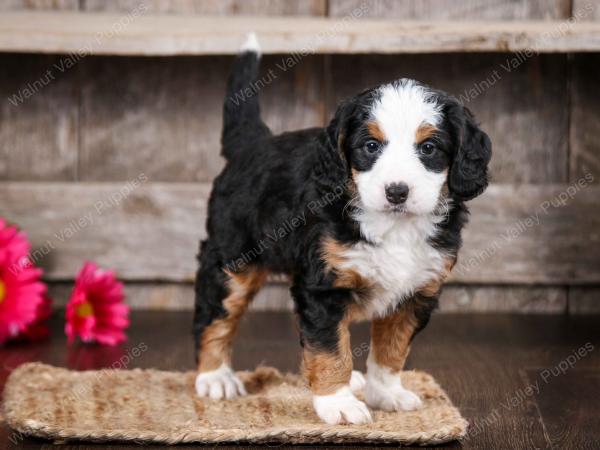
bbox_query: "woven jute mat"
[2,362,467,445]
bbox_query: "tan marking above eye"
[415,123,438,144]
[367,121,386,143]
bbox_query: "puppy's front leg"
[365,297,435,412]
[295,288,372,425]
[303,327,372,425]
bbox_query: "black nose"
[385,183,410,205]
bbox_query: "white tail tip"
[240,32,260,56]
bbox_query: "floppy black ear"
[319,100,359,187]
[326,99,356,159]
[448,105,492,201]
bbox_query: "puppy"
[193,34,491,425]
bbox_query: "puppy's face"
[330,79,491,216]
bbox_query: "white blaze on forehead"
[372,80,442,140]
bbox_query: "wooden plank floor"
[1,311,598,449]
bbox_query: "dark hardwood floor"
[1,311,598,449]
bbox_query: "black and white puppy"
[193,34,491,425]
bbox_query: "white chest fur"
[339,212,447,318]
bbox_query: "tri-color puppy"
[193,34,491,425]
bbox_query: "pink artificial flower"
[0,219,47,345]
[65,261,129,346]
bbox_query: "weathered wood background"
[0,0,599,313]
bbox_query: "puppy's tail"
[221,32,271,159]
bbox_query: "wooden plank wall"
[1,0,599,313]
[569,0,600,313]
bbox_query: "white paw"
[195,364,246,400]
[349,370,366,392]
[365,356,422,412]
[365,379,423,411]
[313,386,373,425]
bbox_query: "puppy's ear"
[326,100,355,159]
[447,105,492,201]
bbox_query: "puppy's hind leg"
[193,243,268,400]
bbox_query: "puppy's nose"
[385,183,410,205]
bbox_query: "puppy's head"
[327,79,491,216]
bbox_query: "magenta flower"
[65,262,129,346]
[0,219,47,345]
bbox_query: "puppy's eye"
[364,141,381,154]
[420,142,437,156]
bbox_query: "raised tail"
[221,32,271,159]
